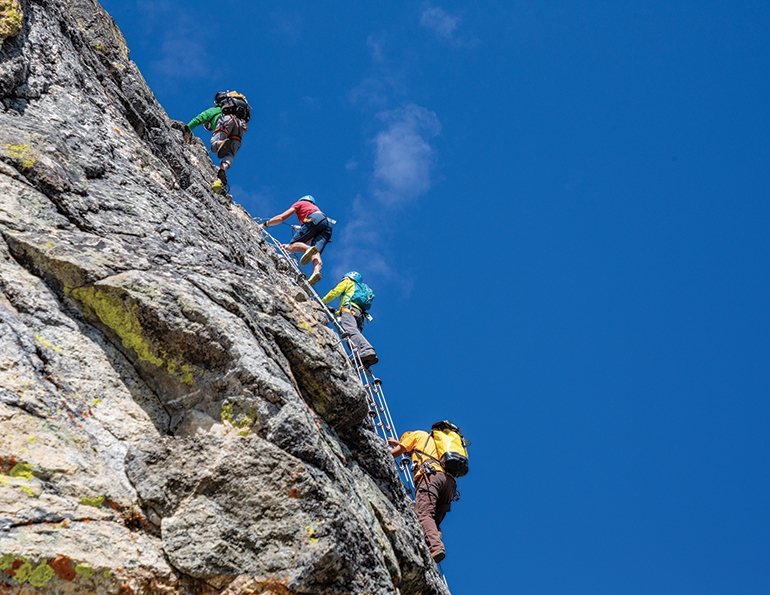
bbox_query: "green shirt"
[188,106,223,131]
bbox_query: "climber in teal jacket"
[322,272,378,368]
[184,91,251,195]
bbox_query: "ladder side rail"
[260,224,416,493]
[262,228,349,338]
[340,339,385,432]
[370,378,416,493]
[372,381,398,440]
[365,373,398,443]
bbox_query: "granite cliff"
[0,1,450,593]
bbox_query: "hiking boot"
[431,549,446,563]
[300,245,319,266]
[217,168,228,184]
[361,353,379,368]
[307,271,322,286]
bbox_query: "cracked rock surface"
[0,1,449,593]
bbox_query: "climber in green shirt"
[184,91,251,195]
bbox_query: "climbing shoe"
[217,168,228,185]
[431,549,446,563]
[300,245,319,266]
[308,271,322,286]
[361,353,379,368]
[212,179,225,194]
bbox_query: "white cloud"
[420,6,460,39]
[135,4,210,82]
[419,6,478,47]
[329,196,401,284]
[348,35,409,108]
[152,33,209,80]
[367,34,387,64]
[338,34,443,292]
[135,0,174,18]
[231,186,280,221]
[349,75,393,108]
[373,103,441,204]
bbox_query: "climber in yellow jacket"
[388,425,459,564]
[322,272,378,368]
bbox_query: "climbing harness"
[213,114,246,143]
[257,220,415,495]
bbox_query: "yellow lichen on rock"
[220,400,258,428]
[35,335,62,352]
[80,495,105,508]
[9,462,34,481]
[27,560,56,587]
[74,563,95,578]
[0,556,56,587]
[0,0,23,40]
[5,144,35,169]
[69,285,164,367]
[68,285,196,387]
[20,485,37,497]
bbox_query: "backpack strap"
[412,432,445,475]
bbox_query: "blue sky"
[99,1,770,593]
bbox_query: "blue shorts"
[290,212,332,254]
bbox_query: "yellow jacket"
[322,278,358,310]
[399,430,444,480]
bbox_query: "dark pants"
[290,212,332,253]
[340,308,375,359]
[415,471,456,554]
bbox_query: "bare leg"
[310,253,322,275]
[285,242,311,253]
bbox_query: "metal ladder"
[258,223,416,496]
[260,224,449,589]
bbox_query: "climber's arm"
[388,437,407,458]
[322,279,352,305]
[261,207,297,229]
[187,107,221,131]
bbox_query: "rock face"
[0,1,449,593]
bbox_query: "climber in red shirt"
[261,195,332,285]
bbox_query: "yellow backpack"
[427,421,470,477]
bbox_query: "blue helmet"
[344,271,362,283]
[298,195,316,204]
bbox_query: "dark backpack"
[215,91,251,123]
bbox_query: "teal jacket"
[188,106,222,131]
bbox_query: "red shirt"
[292,201,320,223]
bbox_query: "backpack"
[215,91,251,123]
[350,281,375,311]
[430,421,469,477]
